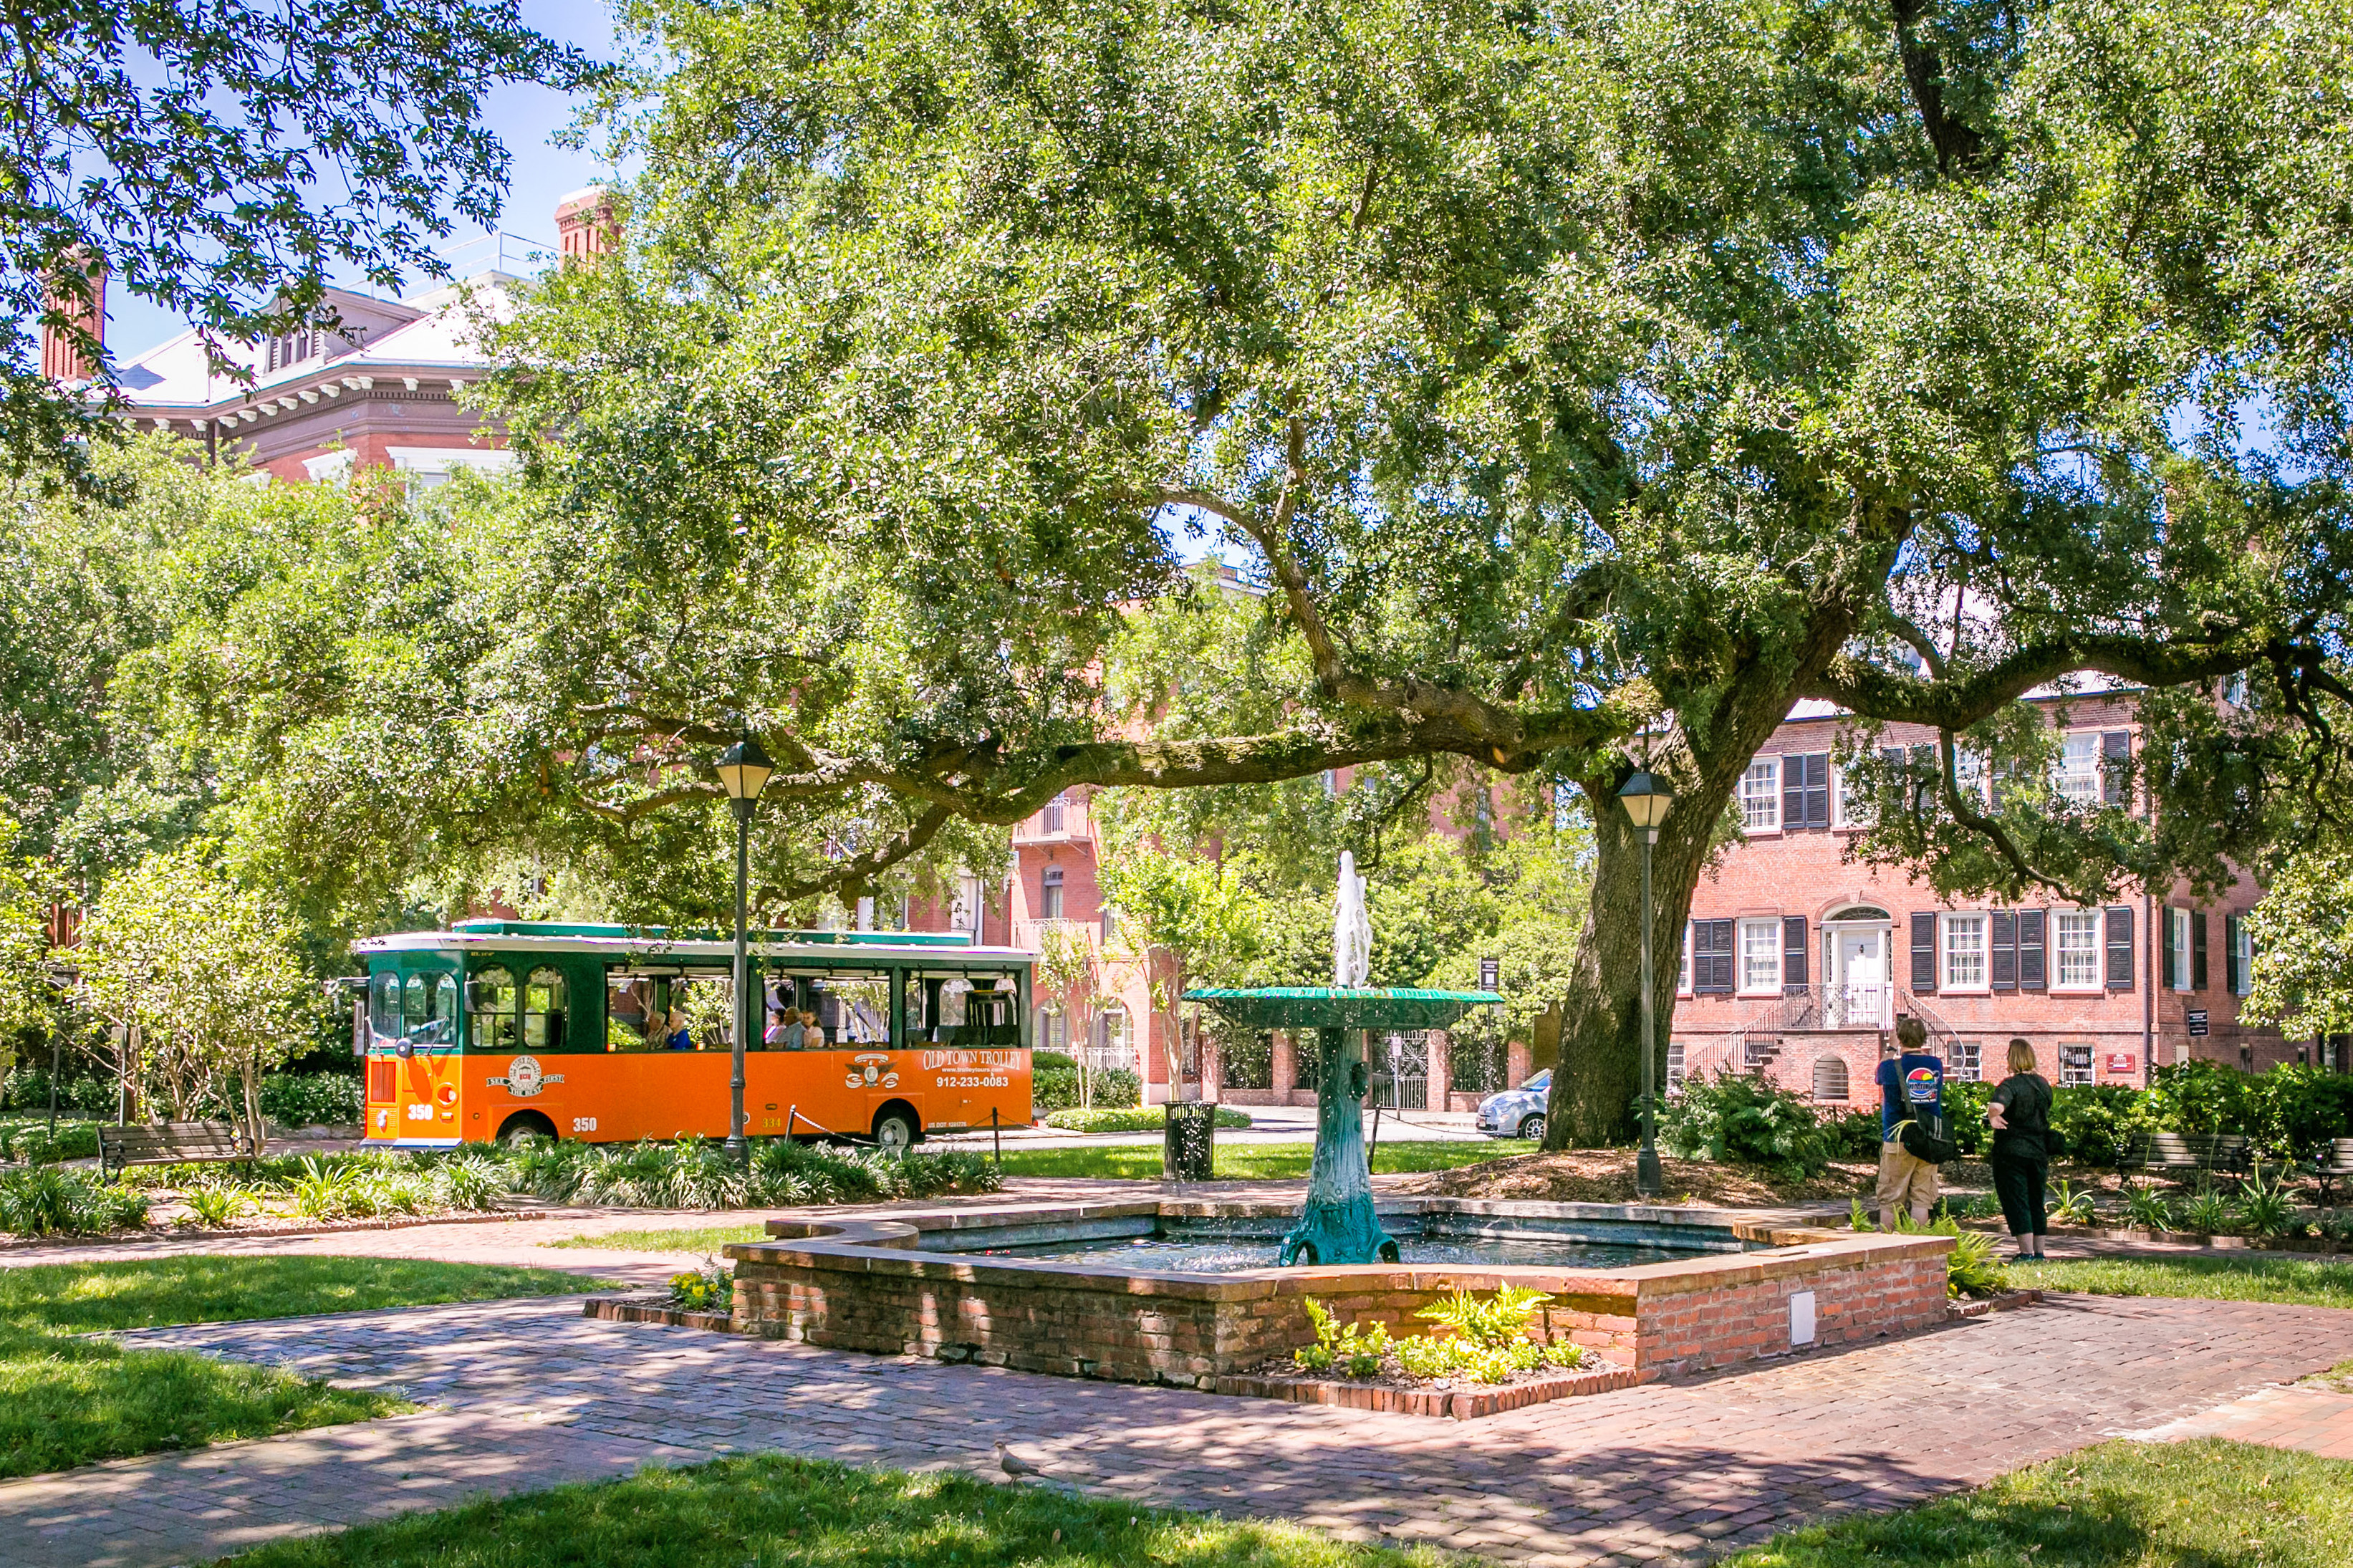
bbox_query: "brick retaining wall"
[726,1200,1953,1391]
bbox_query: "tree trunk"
[1545,789,1709,1146]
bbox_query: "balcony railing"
[1012,917,1104,953]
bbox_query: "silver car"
[1475,1069,1551,1141]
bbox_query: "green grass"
[219,1449,1436,1568]
[2011,1254,2353,1309]
[1725,1439,2353,1567]
[549,1223,768,1252]
[0,1256,604,1478]
[993,1139,1531,1180]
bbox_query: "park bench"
[2309,1138,2353,1206]
[97,1120,258,1178]
[2123,1130,2251,1182]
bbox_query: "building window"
[1831,763,1870,828]
[1679,927,1693,995]
[1739,918,1782,994]
[1666,1038,1686,1092]
[1948,1039,1981,1082]
[1782,753,1829,829]
[1041,866,1064,921]
[1037,1006,1068,1052]
[1041,792,1066,835]
[1954,746,1989,807]
[1690,920,1735,993]
[1944,913,1988,989]
[2226,915,2255,996]
[1738,759,1781,832]
[2054,733,2102,805]
[2169,906,2193,991]
[2054,911,2101,989]
[1811,1057,1849,1100]
[2059,1044,2094,1087]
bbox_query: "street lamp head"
[1617,769,1674,830]
[716,731,776,802]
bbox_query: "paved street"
[6,1289,2353,1568]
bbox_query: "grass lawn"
[550,1223,767,1252]
[2011,1254,2353,1309]
[219,1449,1433,1568]
[0,1256,603,1479]
[1723,1438,2353,1567]
[993,1139,1531,1180]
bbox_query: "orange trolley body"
[352,921,1032,1150]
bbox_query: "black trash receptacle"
[1163,1101,1216,1180]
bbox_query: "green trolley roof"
[1181,986,1503,1031]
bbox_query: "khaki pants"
[1877,1140,1939,1227]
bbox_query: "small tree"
[1033,919,1099,1105]
[76,849,314,1145]
[0,817,57,1089]
[1097,839,1259,1105]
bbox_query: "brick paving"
[2130,1382,2353,1460]
[4,1289,2352,1568]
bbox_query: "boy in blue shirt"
[1875,1016,1945,1230]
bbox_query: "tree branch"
[1935,728,2075,898]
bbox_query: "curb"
[582,1294,735,1332]
[1215,1362,1640,1420]
[1950,1289,2043,1319]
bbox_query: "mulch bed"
[582,1294,734,1332]
[1395,1150,1877,1206]
[1218,1359,1639,1419]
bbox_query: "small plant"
[1848,1197,1876,1232]
[0,1165,150,1236]
[1935,1193,1999,1222]
[2124,1182,2176,1232]
[2232,1162,2299,1238]
[285,1155,357,1219]
[178,1180,254,1228]
[1294,1297,1392,1377]
[2046,1179,2098,1226]
[2183,1188,2233,1236]
[433,1153,506,1211]
[1942,1226,2012,1299]
[669,1259,733,1312]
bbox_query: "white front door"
[1834,930,1886,1027]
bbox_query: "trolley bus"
[351,920,1033,1149]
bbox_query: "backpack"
[1899,1111,1960,1165]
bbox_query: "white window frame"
[1666,1038,1688,1092]
[2231,918,2255,998]
[2053,910,2102,992]
[1830,762,1870,829]
[1678,923,1693,996]
[1738,918,1783,996]
[2170,906,2193,992]
[2059,1043,2094,1087]
[2054,732,2101,805]
[1738,758,1781,834]
[1943,912,1990,992]
[1948,1039,1982,1082]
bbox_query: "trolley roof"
[353,920,1031,964]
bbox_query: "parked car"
[1475,1070,1551,1141]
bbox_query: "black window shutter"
[1991,910,2018,991]
[2224,915,2242,994]
[2193,910,2208,990]
[1781,758,1803,832]
[2162,907,2180,988]
[1804,754,1830,827]
[2106,905,2135,989]
[1784,915,1809,989]
[2101,731,2132,807]
[2018,909,2046,990]
[1910,912,1938,992]
[1693,920,1735,994]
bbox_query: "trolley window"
[524,967,568,1052]
[911,971,1023,1047]
[471,965,519,1053]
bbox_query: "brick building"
[1670,686,2320,1109]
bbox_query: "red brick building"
[1670,686,2314,1107]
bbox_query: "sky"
[107,1,627,362]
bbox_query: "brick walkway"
[6,1290,2353,1568]
[2131,1382,2353,1460]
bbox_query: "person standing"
[1875,1016,1945,1229]
[1986,1037,2054,1259]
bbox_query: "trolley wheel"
[1516,1112,1546,1143]
[497,1111,558,1145]
[872,1104,920,1152]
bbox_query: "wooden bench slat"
[97,1120,261,1174]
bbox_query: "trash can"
[1163,1101,1217,1180]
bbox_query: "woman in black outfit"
[1986,1038,2054,1259]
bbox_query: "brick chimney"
[39,259,105,383]
[554,186,617,264]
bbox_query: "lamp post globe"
[1617,770,1674,1198]
[718,730,774,1161]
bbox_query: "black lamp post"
[716,730,774,1160]
[1617,769,1674,1199]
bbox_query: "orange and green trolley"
[352,920,1032,1150]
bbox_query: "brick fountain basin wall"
[725,1199,1953,1390]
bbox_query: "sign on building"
[2187,1010,2210,1037]
[2104,1053,2137,1074]
[1479,956,1500,991]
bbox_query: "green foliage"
[175,1179,254,1228]
[2046,1179,2098,1226]
[2123,1183,2177,1232]
[2009,1256,2353,1311]
[1941,1078,1993,1158]
[668,1262,732,1312]
[2047,1084,2150,1168]
[1657,1071,1835,1180]
[0,1165,150,1236]
[2183,1188,2234,1236]
[2233,1163,2301,1238]
[1293,1297,1391,1379]
[1387,1288,1590,1384]
[1043,1106,1251,1133]
[2245,845,2353,1042]
[0,1119,100,1164]
[1940,1227,2013,1301]
[1827,1110,1885,1160]
[256,1073,363,1128]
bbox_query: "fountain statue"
[1186,852,1501,1266]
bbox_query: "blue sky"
[108,1,625,361]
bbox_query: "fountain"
[1184,850,1502,1265]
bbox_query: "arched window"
[1041,865,1064,921]
[403,973,430,1037]
[524,967,568,1052]
[470,966,518,1054]
[1037,1005,1067,1053]
[1041,792,1067,834]
[369,972,401,1046]
[1811,1056,1850,1101]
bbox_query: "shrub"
[257,1072,363,1128]
[1031,1051,1080,1115]
[1827,1110,1884,1160]
[1940,1224,2011,1299]
[2124,1182,2176,1231]
[2049,1083,2150,1168]
[1941,1079,1993,1158]
[1043,1105,1253,1133]
[2233,1162,2299,1237]
[1655,1070,1834,1179]
[1390,1287,1589,1383]
[2046,1178,2098,1226]
[1293,1297,1390,1378]
[177,1180,255,1228]
[0,1165,150,1235]
[1092,1068,1143,1107]
[0,1120,101,1165]
[0,1067,117,1118]
[2182,1188,2233,1236]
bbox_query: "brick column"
[1507,1039,1532,1088]
[1271,1031,1296,1102]
[1425,1030,1451,1111]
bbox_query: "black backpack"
[1900,1110,1960,1165]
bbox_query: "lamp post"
[1617,769,1674,1199]
[716,730,775,1160]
